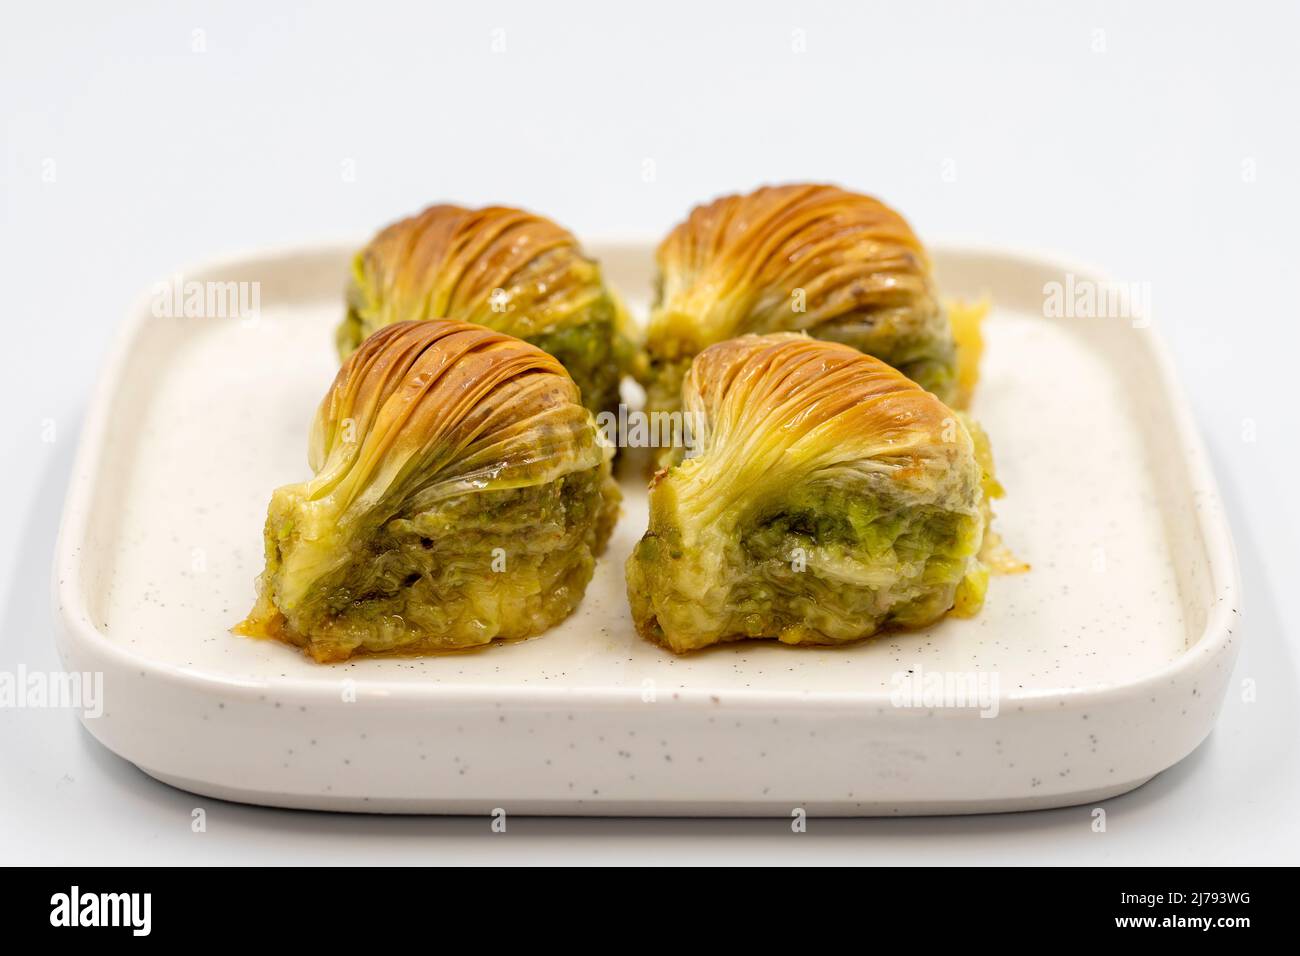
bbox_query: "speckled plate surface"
[52,241,1240,815]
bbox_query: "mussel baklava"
[337,203,632,416]
[626,333,1002,654]
[642,183,968,417]
[239,319,619,662]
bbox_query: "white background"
[2,0,1297,864]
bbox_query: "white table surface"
[2,0,1296,865]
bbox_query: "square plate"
[53,241,1240,815]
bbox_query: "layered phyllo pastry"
[337,203,632,416]
[626,333,1003,654]
[642,183,977,419]
[239,319,619,661]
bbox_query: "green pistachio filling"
[254,467,617,661]
[527,309,625,417]
[628,468,985,652]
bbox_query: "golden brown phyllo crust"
[238,319,620,662]
[643,183,960,418]
[337,203,631,416]
[626,333,991,654]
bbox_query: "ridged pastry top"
[283,319,610,609]
[670,333,976,522]
[649,183,941,357]
[341,203,612,351]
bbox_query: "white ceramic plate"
[52,241,1240,815]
